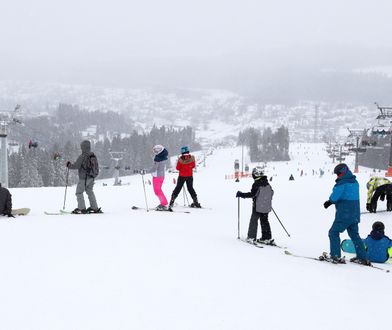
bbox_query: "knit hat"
[152,145,164,155]
[181,146,190,154]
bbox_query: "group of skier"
[65,140,201,214]
[237,162,392,265]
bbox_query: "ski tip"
[284,250,292,255]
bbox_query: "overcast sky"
[1,0,392,84]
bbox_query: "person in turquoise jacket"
[323,163,368,264]
[364,221,392,263]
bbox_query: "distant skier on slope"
[323,163,368,264]
[169,146,201,209]
[66,140,102,214]
[150,145,169,211]
[0,183,14,218]
[366,177,392,213]
[236,167,274,244]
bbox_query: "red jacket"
[176,154,195,177]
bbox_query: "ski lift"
[125,166,131,170]
[344,142,354,148]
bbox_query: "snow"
[1,143,391,330]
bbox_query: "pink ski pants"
[153,176,168,206]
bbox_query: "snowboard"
[342,239,392,261]
[11,208,30,216]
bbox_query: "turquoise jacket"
[329,170,360,224]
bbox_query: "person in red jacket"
[169,146,201,209]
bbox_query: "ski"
[284,250,321,261]
[44,211,66,215]
[349,259,390,273]
[132,206,190,214]
[60,209,103,215]
[360,210,389,215]
[239,238,264,248]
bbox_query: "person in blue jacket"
[364,221,392,263]
[323,163,369,264]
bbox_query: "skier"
[0,183,14,218]
[150,145,169,211]
[236,167,274,244]
[169,146,201,209]
[366,177,392,213]
[66,140,102,214]
[323,163,368,264]
[364,222,392,263]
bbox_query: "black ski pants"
[371,184,392,211]
[171,176,198,202]
[247,209,271,240]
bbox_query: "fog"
[1,0,392,94]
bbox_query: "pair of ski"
[44,209,103,215]
[131,206,191,214]
[284,250,390,273]
[239,238,286,249]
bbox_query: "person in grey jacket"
[0,183,13,218]
[150,145,169,210]
[236,167,274,244]
[66,140,101,214]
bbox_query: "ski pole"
[237,197,240,239]
[63,167,69,210]
[183,186,190,206]
[141,170,149,212]
[271,207,291,237]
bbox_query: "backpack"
[83,153,99,178]
[255,185,273,213]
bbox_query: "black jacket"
[0,186,12,215]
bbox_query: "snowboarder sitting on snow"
[0,183,14,218]
[364,221,392,263]
[169,146,201,209]
[66,140,102,214]
[323,163,368,264]
[366,177,392,213]
[236,167,274,244]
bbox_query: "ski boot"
[256,238,275,246]
[350,257,371,266]
[246,237,256,244]
[87,207,103,214]
[155,204,168,211]
[72,208,87,214]
[319,252,346,264]
[190,199,201,208]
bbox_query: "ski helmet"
[372,221,385,232]
[252,166,264,179]
[333,163,348,176]
[152,145,164,155]
[181,146,190,154]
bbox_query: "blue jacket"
[329,170,360,224]
[364,231,392,263]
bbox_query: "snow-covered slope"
[0,143,390,330]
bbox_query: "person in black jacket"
[236,167,274,244]
[0,183,13,218]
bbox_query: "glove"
[323,200,332,209]
[66,161,71,168]
[366,203,371,211]
[236,191,244,198]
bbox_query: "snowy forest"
[7,104,200,188]
[238,126,290,162]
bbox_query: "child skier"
[150,145,169,211]
[236,167,274,244]
[0,183,14,218]
[323,163,368,264]
[364,221,392,263]
[169,146,201,209]
[66,140,102,214]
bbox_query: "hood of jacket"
[154,148,168,162]
[80,140,91,154]
[179,154,194,165]
[255,175,269,187]
[335,170,356,185]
